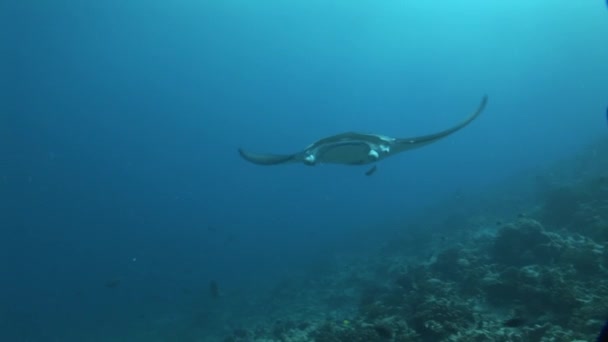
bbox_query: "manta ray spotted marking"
[238,95,487,172]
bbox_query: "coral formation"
[219,139,608,342]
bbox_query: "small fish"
[365,165,377,176]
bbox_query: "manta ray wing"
[237,149,296,165]
[390,95,488,154]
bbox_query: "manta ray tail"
[238,149,296,165]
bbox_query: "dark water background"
[2,0,607,340]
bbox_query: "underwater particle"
[209,280,220,299]
[343,320,350,326]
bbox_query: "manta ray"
[238,95,487,173]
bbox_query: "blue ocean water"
[2,0,608,340]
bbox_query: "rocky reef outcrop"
[221,140,608,342]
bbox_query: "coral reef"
[220,139,608,342]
